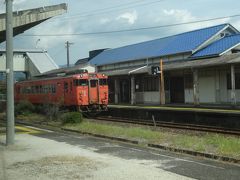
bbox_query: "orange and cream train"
[14,73,108,112]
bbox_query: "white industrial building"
[0,49,58,78]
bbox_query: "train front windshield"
[74,79,88,86]
[99,79,108,86]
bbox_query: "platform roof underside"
[0,3,67,43]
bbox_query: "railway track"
[95,116,240,136]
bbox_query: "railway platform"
[104,104,240,130]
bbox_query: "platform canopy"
[0,3,67,43]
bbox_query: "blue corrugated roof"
[90,24,229,66]
[191,34,240,58]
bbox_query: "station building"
[89,23,240,106]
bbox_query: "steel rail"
[95,116,240,136]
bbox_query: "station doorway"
[170,76,184,103]
[108,78,115,103]
[119,79,130,103]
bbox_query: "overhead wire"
[52,0,165,21]
[20,13,240,37]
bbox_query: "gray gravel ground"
[0,133,194,180]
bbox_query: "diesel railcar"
[15,73,108,112]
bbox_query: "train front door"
[89,79,99,104]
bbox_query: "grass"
[65,121,164,142]
[17,113,46,122]
[65,120,240,159]
[17,113,62,127]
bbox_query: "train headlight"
[102,74,105,77]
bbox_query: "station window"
[143,76,159,92]
[184,74,193,89]
[99,79,108,86]
[135,76,144,92]
[227,73,240,89]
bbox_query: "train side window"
[43,85,47,93]
[36,86,39,94]
[70,82,73,91]
[16,87,20,94]
[39,85,43,94]
[44,85,48,94]
[99,79,108,86]
[90,80,97,87]
[31,86,34,94]
[52,85,56,93]
[48,85,51,93]
[74,80,78,86]
[26,87,31,94]
[64,82,68,93]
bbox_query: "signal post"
[150,60,165,105]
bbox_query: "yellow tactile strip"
[0,126,42,135]
[15,126,42,134]
[109,105,240,114]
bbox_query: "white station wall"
[184,68,240,104]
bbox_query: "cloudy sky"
[0,0,240,66]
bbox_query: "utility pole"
[6,0,15,145]
[160,59,165,105]
[65,41,73,67]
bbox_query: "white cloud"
[99,18,111,24]
[163,9,196,22]
[116,10,138,25]
[160,9,230,33]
